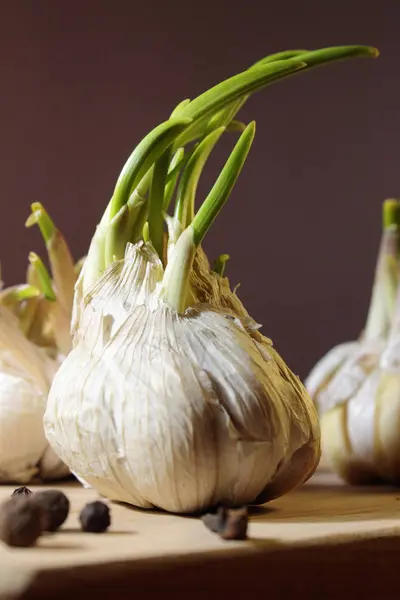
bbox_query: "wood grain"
[0,472,399,599]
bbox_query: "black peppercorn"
[0,497,43,547]
[79,501,111,533]
[11,487,33,497]
[30,490,70,532]
[202,505,248,540]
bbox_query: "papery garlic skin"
[0,358,48,482]
[0,308,69,483]
[319,318,400,485]
[44,242,320,513]
[306,202,400,479]
[305,341,358,406]
[0,356,69,483]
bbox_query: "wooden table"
[2,471,400,599]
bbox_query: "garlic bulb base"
[254,440,321,504]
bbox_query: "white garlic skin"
[0,356,68,483]
[44,243,320,513]
[319,338,400,485]
[0,306,70,484]
[305,341,358,405]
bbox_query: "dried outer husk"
[320,335,400,485]
[0,305,69,482]
[317,201,400,483]
[45,242,320,513]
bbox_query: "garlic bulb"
[306,199,400,413]
[321,309,400,484]
[0,305,65,482]
[307,199,400,482]
[44,45,378,512]
[0,203,79,483]
[46,240,320,512]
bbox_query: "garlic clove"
[304,341,358,402]
[38,446,70,481]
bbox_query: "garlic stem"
[192,122,255,246]
[170,98,191,117]
[148,149,171,261]
[163,148,186,211]
[25,202,55,244]
[28,253,55,301]
[383,198,400,231]
[29,203,77,314]
[213,254,230,277]
[253,50,309,65]
[0,285,40,304]
[174,127,225,229]
[177,46,377,150]
[226,120,247,133]
[162,122,255,312]
[130,201,149,244]
[103,171,151,266]
[109,118,192,220]
[142,222,150,243]
[363,199,400,341]
[255,45,378,70]
[160,226,196,313]
[173,60,306,149]
[82,45,379,297]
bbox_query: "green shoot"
[130,202,150,245]
[383,199,400,231]
[226,120,247,133]
[253,50,309,65]
[173,59,306,148]
[213,254,230,277]
[110,118,192,219]
[82,44,379,296]
[25,202,55,244]
[192,122,256,246]
[161,123,255,313]
[163,148,187,211]
[28,253,56,301]
[0,284,40,306]
[173,45,377,149]
[148,149,171,260]
[174,127,225,228]
[142,222,150,243]
[170,98,191,117]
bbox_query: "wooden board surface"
[2,471,400,599]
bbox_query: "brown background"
[0,1,397,378]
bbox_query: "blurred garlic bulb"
[306,199,399,411]
[321,290,400,484]
[0,305,64,482]
[0,203,79,482]
[307,199,400,482]
[44,45,378,512]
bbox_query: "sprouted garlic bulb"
[0,203,79,483]
[306,199,400,412]
[322,287,400,485]
[44,45,378,513]
[306,199,400,482]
